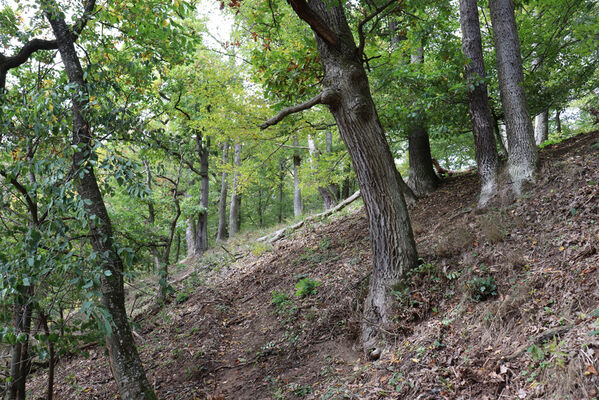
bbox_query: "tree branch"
[0,0,96,90]
[260,93,323,130]
[357,0,401,58]
[0,169,38,225]
[287,0,339,46]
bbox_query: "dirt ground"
[29,130,599,399]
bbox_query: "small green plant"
[287,382,312,397]
[251,241,272,256]
[176,290,190,304]
[295,277,321,297]
[467,275,497,301]
[271,291,291,308]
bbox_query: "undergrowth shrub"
[468,275,497,301]
[295,278,321,297]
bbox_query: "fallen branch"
[506,324,574,360]
[256,190,361,243]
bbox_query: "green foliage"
[294,278,321,298]
[467,276,498,301]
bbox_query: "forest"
[0,0,598,398]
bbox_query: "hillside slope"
[30,131,599,399]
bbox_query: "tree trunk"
[534,111,549,145]
[194,136,210,255]
[228,143,242,237]
[143,160,162,279]
[407,48,440,197]
[291,0,418,353]
[278,159,285,223]
[459,0,500,207]
[489,0,538,195]
[555,110,562,133]
[43,5,156,398]
[185,217,196,258]
[491,112,508,157]
[293,136,303,217]
[160,192,181,299]
[174,231,181,263]
[216,142,229,241]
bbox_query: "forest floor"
[30,130,599,399]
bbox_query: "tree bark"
[277,159,285,223]
[143,160,162,275]
[407,48,440,197]
[228,143,242,237]
[185,217,196,258]
[555,110,562,133]
[459,0,500,207]
[534,111,549,145]
[216,142,229,241]
[489,0,538,195]
[43,3,156,398]
[289,0,418,353]
[194,136,210,254]
[293,135,303,217]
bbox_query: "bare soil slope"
[30,131,599,399]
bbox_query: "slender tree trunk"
[185,217,196,258]
[293,136,303,217]
[43,4,156,398]
[491,112,508,157]
[216,142,229,241]
[194,136,210,254]
[407,48,439,196]
[143,160,162,274]
[459,0,500,206]
[534,111,549,145]
[40,313,54,400]
[277,159,285,223]
[555,110,562,133]
[174,232,181,263]
[292,0,418,353]
[257,187,264,227]
[489,0,538,195]
[229,143,242,237]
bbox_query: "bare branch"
[260,93,323,130]
[288,0,339,46]
[358,0,402,58]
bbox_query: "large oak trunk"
[489,0,538,195]
[298,0,418,353]
[459,0,499,206]
[44,6,156,399]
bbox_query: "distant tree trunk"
[160,191,181,299]
[489,0,538,194]
[459,0,499,206]
[257,187,264,227]
[174,231,181,263]
[216,142,229,241]
[278,159,285,223]
[143,160,162,272]
[43,3,156,397]
[185,217,196,257]
[287,0,418,353]
[40,313,55,400]
[555,110,562,133]
[229,143,242,237]
[194,136,210,255]
[308,135,338,210]
[293,136,303,217]
[407,48,440,197]
[534,111,549,145]
[491,112,508,157]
